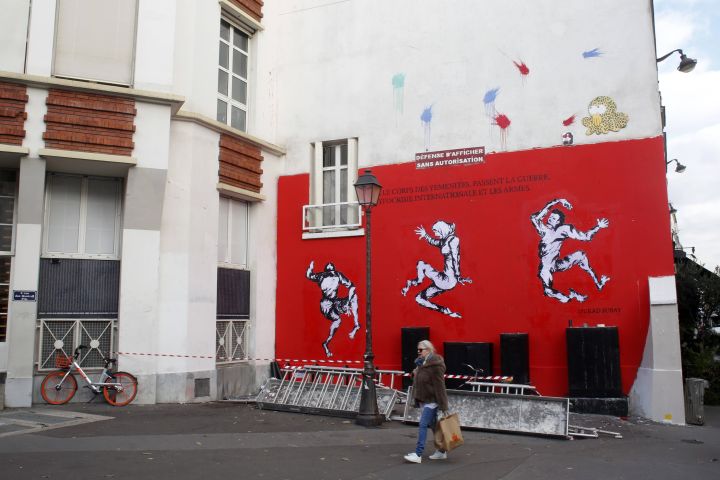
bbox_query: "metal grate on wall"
[37,319,116,371]
[217,268,250,319]
[38,258,120,318]
[216,320,248,363]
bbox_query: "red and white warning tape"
[116,352,362,364]
[281,365,512,382]
[118,351,215,359]
[116,352,510,381]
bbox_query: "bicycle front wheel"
[103,372,138,406]
[41,370,78,405]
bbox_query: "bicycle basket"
[55,354,73,369]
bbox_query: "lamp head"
[678,52,697,73]
[656,49,697,73]
[666,158,686,173]
[354,169,382,207]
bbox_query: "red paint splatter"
[513,61,530,76]
[562,115,576,127]
[495,113,511,130]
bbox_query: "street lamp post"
[353,169,384,427]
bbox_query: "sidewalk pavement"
[1,401,718,480]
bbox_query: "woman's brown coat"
[412,354,449,411]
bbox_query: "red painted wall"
[276,137,673,396]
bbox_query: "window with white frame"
[0,170,18,342]
[217,19,250,132]
[53,0,138,86]
[0,170,17,255]
[43,174,123,259]
[217,196,250,364]
[308,139,359,229]
[218,196,248,267]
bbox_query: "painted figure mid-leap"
[530,198,610,303]
[401,220,471,318]
[306,261,360,357]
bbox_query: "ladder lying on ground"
[468,381,540,396]
[567,424,623,439]
[256,365,402,419]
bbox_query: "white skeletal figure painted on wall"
[306,261,360,357]
[401,220,472,318]
[530,198,611,303]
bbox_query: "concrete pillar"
[153,120,219,403]
[5,156,45,407]
[629,276,686,424]
[116,102,171,404]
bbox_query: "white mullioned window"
[218,196,248,268]
[42,174,123,259]
[310,139,359,228]
[217,19,250,132]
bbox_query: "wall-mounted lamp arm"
[666,158,686,173]
[656,49,683,63]
[657,49,697,72]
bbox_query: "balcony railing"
[302,201,362,232]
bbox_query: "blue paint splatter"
[483,88,500,105]
[582,48,603,58]
[420,106,433,124]
[392,73,406,117]
[421,105,433,151]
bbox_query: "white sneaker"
[429,450,447,460]
[403,452,422,463]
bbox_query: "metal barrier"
[468,381,540,396]
[403,387,570,438]
[256,365,402,419]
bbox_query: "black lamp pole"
[354,169,383,427]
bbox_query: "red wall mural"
[276,136,673,396]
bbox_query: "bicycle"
[40,345,138,406]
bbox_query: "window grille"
[216,320,248,364]
[37,319,116,371]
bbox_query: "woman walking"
[404,340,449,464]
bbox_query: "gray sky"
[655,0,720,270]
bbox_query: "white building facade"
[0,0,685,422]
[0,0,280,406]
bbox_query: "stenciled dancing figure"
[530,198,610,303]
[306,261,360,357]
[402,220,471,318]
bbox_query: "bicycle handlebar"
[74,345,88,358]
[462,363,484,375]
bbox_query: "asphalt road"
[1,402,718,479]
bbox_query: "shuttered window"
[53,0,137,85]
[43,174,122,259]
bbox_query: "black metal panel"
[566,327,622,398]
[401,326,430,389]
[217,268,250,318]
[443,342,493,390]
[500,333,530,384]
[38,258,120,318]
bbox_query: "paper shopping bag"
[433,425,445,450]
[437,413,464,451]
